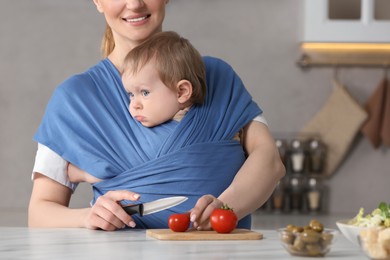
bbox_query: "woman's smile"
[122,14,151,24]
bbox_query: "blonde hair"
[122,31,206,105]
[101,24,115,58]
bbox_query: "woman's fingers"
[190,195,223,230]
[104,190,140,201]
[86,190,140,230]
[86,205,124,231]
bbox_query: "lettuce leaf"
[348,202,390,227]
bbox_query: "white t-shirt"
[32,115,268,191]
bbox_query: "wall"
[0,0,389,223]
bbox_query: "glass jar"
[308,139,326,174]
[289,176,304,211]
[306,177,323,212]
[289,139,307,174]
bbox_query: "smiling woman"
[2,0,389,232]
[18,0,287,232]
[94,0,167,60]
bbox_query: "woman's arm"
[191,121,285,229]
[28,173,86,228]
[219,121,285,217]
[28,173,139,230]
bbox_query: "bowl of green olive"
[278,220,338,257]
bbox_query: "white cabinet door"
[303,0,390,42]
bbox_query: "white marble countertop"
[0,227,367,260]
[0,209,354,229]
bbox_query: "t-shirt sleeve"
[253,113,268,126]
[31,143,78,192]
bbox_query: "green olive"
[306,244,323,256]
[293,237,305,251]
[286,224,295,232]
[292,226,304,233]
[309,219,324,232]
[303,225,312,231]
[281,231,295,245]
[300,229,321,243]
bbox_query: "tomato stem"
[221,203,233,211]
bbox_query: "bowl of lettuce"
[336,202,390,246]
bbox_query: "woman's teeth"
[126,16,147,22]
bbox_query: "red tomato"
[168,213,190,232]
[210,204,238,233]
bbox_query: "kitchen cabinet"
[304,0,390,43]
[299,0,390,67]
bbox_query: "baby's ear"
[177,80,193,104]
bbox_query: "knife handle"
[123,204,144,216]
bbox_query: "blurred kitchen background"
[0,0,389,226]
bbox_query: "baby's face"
[122,61,181,127]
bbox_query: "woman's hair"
[122,31,206,105]
[101,24,115,58]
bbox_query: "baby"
[68,31,206,183]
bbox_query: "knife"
[123,196,188,217]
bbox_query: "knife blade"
[123,196,188,217]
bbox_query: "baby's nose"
[131,98,142,110]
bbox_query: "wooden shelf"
[297,42,390,68]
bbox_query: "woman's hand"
[190,194,223,230]
[85,190,140,231]
[29,173,140,230]
[67,164,138,231]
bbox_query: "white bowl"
[336,219,367,246]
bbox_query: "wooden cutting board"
[146,229,263,240]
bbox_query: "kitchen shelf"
[297,42,390,68]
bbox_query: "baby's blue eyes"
[141,90,150,97]
[128,90,150,99]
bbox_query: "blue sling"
[34,56,262,229]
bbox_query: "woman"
[28,0,285,231]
